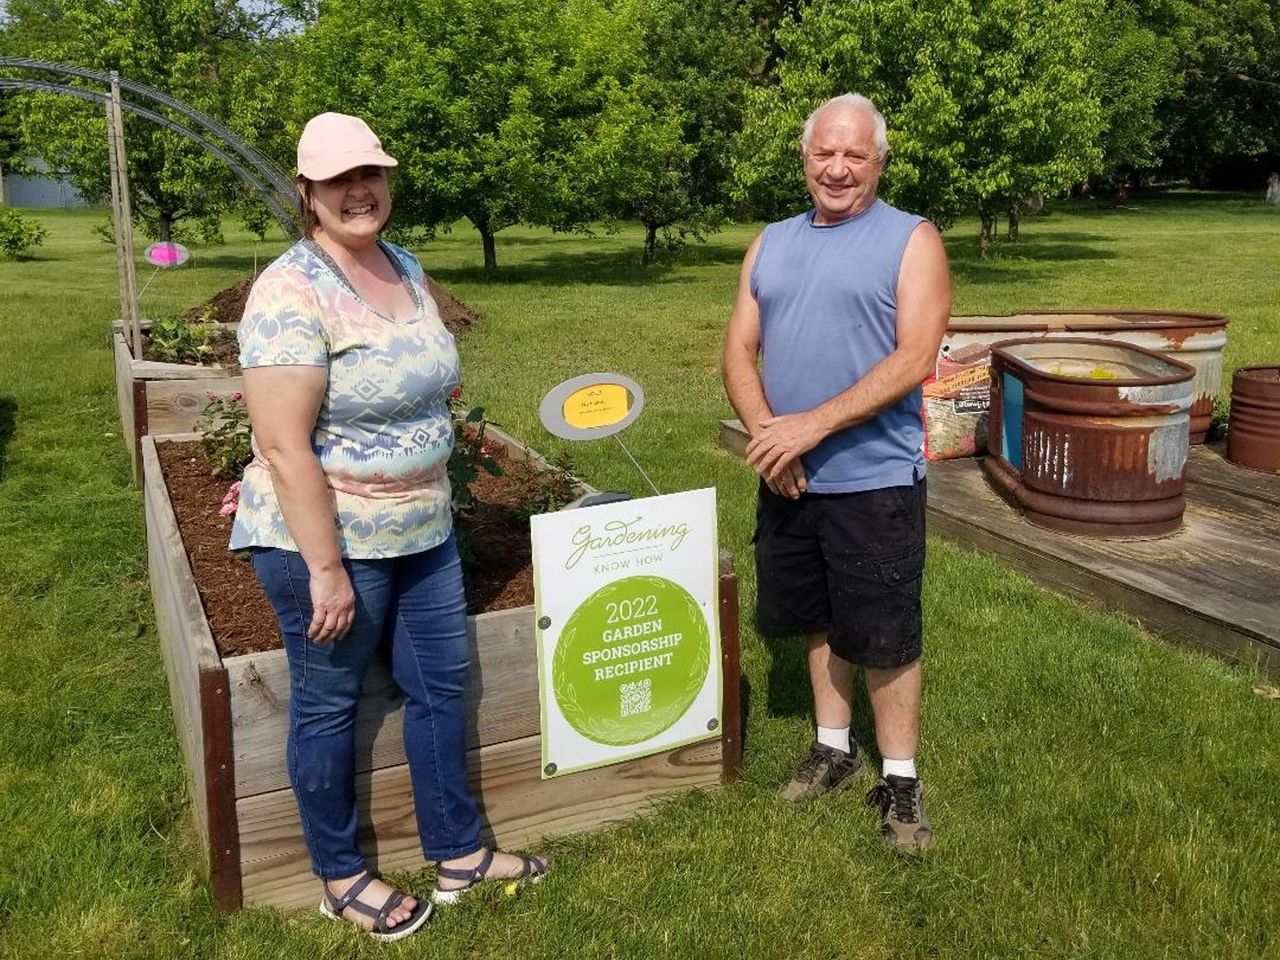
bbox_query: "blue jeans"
[251,534,483,879]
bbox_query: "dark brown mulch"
[156,439,574,658]
[156,440,276,657]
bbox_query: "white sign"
[531,488,721,778]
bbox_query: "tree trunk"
[157,210,174,243]
[642,221,658,263]
[1006,202,1020,242]
[479,224,497,274]
[978,205,996,258]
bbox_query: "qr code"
[620,678,652,718]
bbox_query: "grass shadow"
[0,396,15,481]
[181,252,284,273]
[430,240,746,288]
[944,229,1116,286]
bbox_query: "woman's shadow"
[0,397,16,482]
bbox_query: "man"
[722,93,950,850]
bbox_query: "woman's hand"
[307,565,355,644]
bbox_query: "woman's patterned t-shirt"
[228,239,460,559]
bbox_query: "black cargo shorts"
[753,474,926,669]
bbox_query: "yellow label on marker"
[563,384,630,429]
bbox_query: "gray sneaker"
[779,740,865,803]
[866,774,934,850]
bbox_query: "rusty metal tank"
[982,338,1195,538]
[924,310,1227,459]
[1226,366,1280,474]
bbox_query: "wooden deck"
[719,419,1280,677]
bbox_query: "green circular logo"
[553,575,711,746]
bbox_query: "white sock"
[816,725,850,754]
[882,756,917,780]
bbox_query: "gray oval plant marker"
[539,373,645,441]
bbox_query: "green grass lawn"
[1,194,1277,959]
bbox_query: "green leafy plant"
[147,315,213,365]
[195,392,252,479]
[0,208,48,259]
[448,398,504,513]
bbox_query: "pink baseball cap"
[296,112,399,180]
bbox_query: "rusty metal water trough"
[1226,366,1280,474]
[982,338,1195,538]
[925,310,1227,459]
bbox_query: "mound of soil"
[183,274,258,327]
[425,276,478,336]
[178,272,478,337]
[156,439,574,658]
[142,273,477,374]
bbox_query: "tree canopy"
[298,0,645,271]
[736,0,1104,251]
[1,0,1277,259]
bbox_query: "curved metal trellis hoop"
[0,77,298,236]
[0,57,299,237]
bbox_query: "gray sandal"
[432,848,549,905]
[319,870,432,941]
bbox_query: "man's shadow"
[761,628,881,765]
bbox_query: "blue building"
[1,157,92,208]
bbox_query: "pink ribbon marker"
[144,241,190,268]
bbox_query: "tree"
[1158,0,1280,184]
[735,0,1105,254]
[1084,0,1179,192]
[298,0,640,272]
[4,0,294,241]
[577,0,764,261]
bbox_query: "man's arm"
[722,232,806,498]
[744,221,951,482]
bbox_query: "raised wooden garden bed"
[113,319,241,483]
[143,427,742,912]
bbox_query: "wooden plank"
[486,423,598,498]
[927,509,1280,675]
[142,439,223,858]
[131,358,237,381]
[717,562,743,782]
[200,669,243,911]
[146,375,245,437]
[227,605,541,798]
[1187,443,1280,508]
[145,437,243,908]
[928,458,1280,644]
[113,333,138,481]
[236,734,723,910]
[719,419,749,459]
[926,458,1280,674]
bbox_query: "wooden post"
[106,73,141,359]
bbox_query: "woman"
[230,112,546,941]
